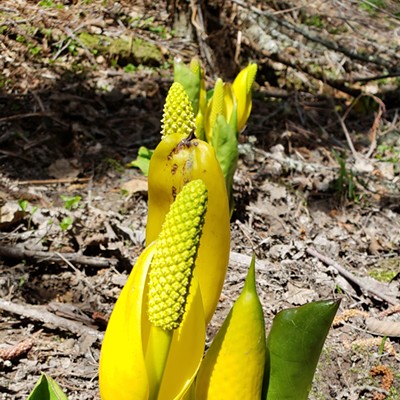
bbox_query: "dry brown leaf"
[120,178,148,195]
[366,318,400,337]
[48,158,80,179]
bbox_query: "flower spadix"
[161,82,196,139]
[194,255,266,400]
[99,180,208,400]
[148,179,208,330]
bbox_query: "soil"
[0,1,399,399]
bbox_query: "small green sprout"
[60,216,73,231]
[61,195,81,211]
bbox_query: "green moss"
[360,0,386,13]
[304,15,325,28]
[38,0,64,9]
[369,258,399,282]
[368,268,397,282]
[78,31,103,50]
[108,37,163,66]
[77,32,163,67]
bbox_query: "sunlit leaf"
[263,299,340,400]
[28,373,68,400]
[127,146,154,176]
[174,58,201,115]
[211,113,238,210]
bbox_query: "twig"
[365,95,386,158]
[0,112,53,123]
[333,105,359,158]
[190,0,216,75]
[234,30,242,64]
[0,299,103,341]
[0,246,116,268]
[55,252,96,291]
[0,149,33,162]
[17,177,91,185]
[306,246,398,306]
[336,71,400,84]
[52,37,73,61]
[378,304,400,318]
[340,93,385,159]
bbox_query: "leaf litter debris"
[0,0,400,399]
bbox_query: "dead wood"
[306,246,399,306]
[0,299,103,341]
[0,245,116,268]
[366,318,400,337]
[219,0,400,98]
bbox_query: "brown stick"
[306,246,398,306]
[0,245,115,268]
[17,177,91,185]
[0,112,54,123]
[0,299,103,341]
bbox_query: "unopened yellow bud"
[205,78,224,142]
[190,57,201,75]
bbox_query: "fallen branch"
[0,299,103,341]
[306,246,398,306]
[232,0,397,70]
[0,245,116,268]
[0,111,54,123]
[17,177,91,185]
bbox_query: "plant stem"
[145,325,173,400]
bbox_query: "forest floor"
[0,1,400,399]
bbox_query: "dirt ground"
[0,1,399,399]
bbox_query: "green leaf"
[28,373,68,400]
[60,195,81,211]
[127,146,154,176]
[173,59,201,115]
[263,299,340,400]
[211,114,238,211]
[18,199,29,211]
[60,216,73,231]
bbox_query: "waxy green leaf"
[263,299,340,400]
[127,146,154,176]
[211,113,238,211]
[174,58,201,116]
[28,373,68,400]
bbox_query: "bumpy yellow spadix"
[148,179,208,330]
[161,82,196,138]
